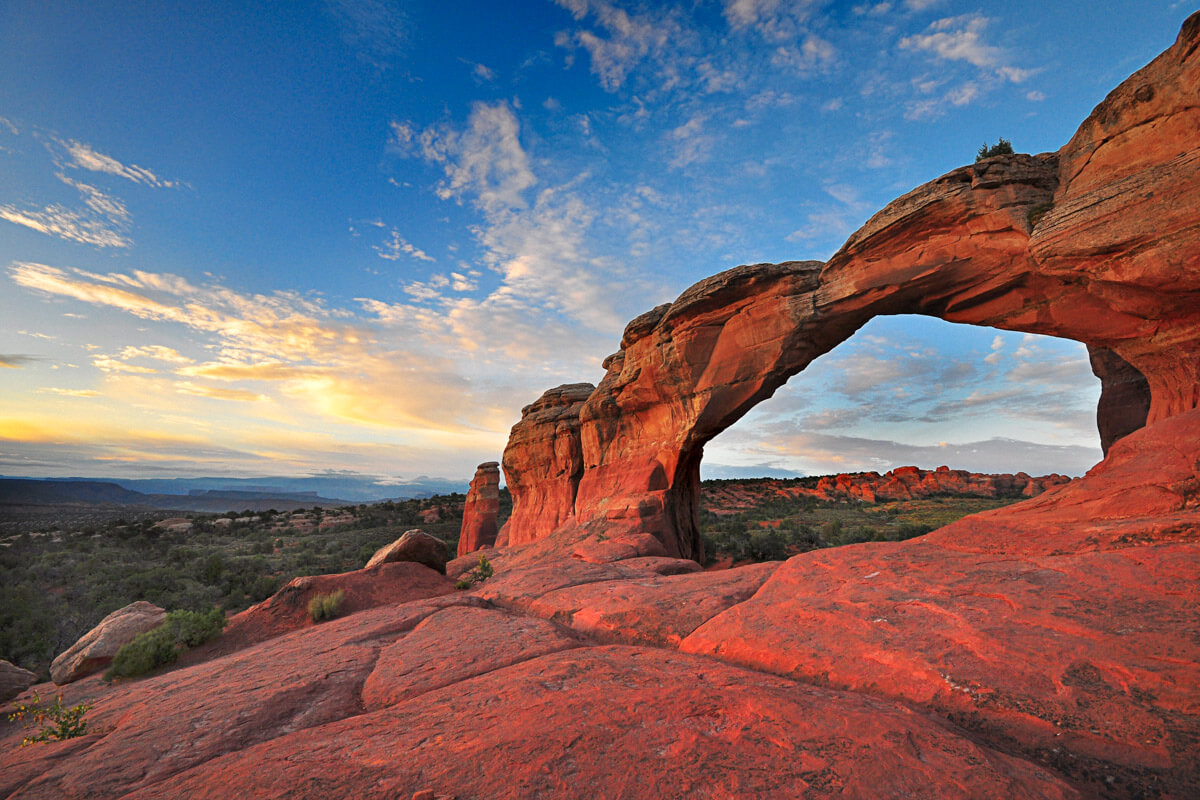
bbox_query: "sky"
[0,1,1191,487]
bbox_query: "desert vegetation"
[0,493,481,678]
[976,137,1014,160]
[698,477,1030,566]
[0,479,1026,678]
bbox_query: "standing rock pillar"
[458,461,500,557]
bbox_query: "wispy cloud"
[396,101,650,334]
[0,354,38,368]
[0,203,132,248]
[899,14,1032,83]
[38,387,101,397]
[0,134,178,247]
[60,139,179,188]
[371,226,435,262]
[325,0,407,67]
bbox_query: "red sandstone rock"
[360,605,583,709]
[50,601,166,685]
[199,561,456,658]
[117,647,1082,800]
[682,411,1200,799]
[498,13,1200,560]
[0,659,37,702]
[0,596,480,799]
[365,528,449,573]
[528,562,778,647]
[457,461,500,557]
[497,383,593,547]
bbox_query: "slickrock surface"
[457,462,501,556]
[191,560,456,659]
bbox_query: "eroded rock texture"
[457,462,500,557]
[498,383,594,547]
[502,14,1200,559]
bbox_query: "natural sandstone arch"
[499,16,1200,559]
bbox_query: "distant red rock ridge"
[704,466,1073,510]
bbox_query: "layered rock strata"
[497,383,593,547]
[457,462,501,557]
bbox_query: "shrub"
[104,607,226,680]
[307,589,345,622]
[747,530,790,561]
[455,555,494,590]
[976,138,1014,160]
[7,690,92,746]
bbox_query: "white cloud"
[419,102,536,214]
[61,139,178,188]
[899,14,1032,85]
[0,203,132,248]
[554,0,679,92]
[373,227,435,262]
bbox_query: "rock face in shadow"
[498,14,1200,559]
[457,462,500,557]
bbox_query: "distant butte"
[3,14,1197,800]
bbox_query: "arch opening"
[700,315,1105,482]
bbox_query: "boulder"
[456,462,500,557]
[0,659,37,701]
[50,601,167,685]
[365,529,448,574]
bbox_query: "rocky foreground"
[3,13,1199,800]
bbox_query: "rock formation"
[50,601,167,685]
[497,14,1200,560]
[365,529,449,574]
[457,462,500,557]
[2,16,1197,800]
[497,383,593,547]
[0,660,37,702]
[704,467,1072,509]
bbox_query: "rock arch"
[498,17,1200,559]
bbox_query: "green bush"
[307,589,345,622]
[8,690,92,746]
[455,555,494,590]
[104,607,226,680]
[976,138,1014,160]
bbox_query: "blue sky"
[0,0,1191,484]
